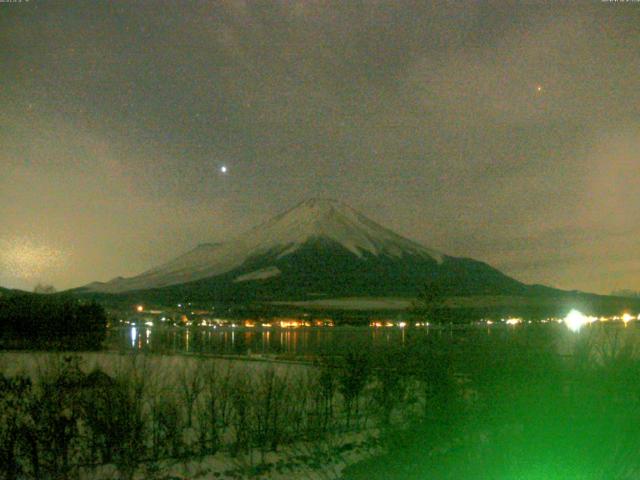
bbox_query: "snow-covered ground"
[0,350,307,379]
[76,430,382,480]
[0,351,384,480]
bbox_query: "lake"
[106,325,420,357]
[104,321,640,358]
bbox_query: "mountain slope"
[81,198,528,300]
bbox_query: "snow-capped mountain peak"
[248,198,443,260]
[85,198,444,293]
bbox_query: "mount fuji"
[81,198,531,301]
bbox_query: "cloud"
[1,2,639,293]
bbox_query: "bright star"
[220,165,228,174]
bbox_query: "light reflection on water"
[109,325,426,356]
[107,322,640,357]
[130,326,137,348]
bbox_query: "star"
[220,165,228,174]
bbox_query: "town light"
[564,309,589,332]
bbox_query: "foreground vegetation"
[2,323,640,479]
[345,324,640,480]
[0,349,393,480]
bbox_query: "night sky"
[1,1,639,294]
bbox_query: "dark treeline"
[0,293,107,350]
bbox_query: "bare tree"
[109,355,149,480]
[177,360,205,429]
[317,361,337,433]
[337,350,370,430]
[254,367,288,461]
[371,347,408,429]
[148,387,182,459]
[229,372,253,458]
[196,360,235,456]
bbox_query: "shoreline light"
[564,309,589,332]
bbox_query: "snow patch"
[233,266,281,282]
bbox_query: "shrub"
[0,375,35,480]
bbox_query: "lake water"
[106,325,421,357]
[104,321,640,360]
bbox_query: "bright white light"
[564,309,589,332]
[398,322,406,328]
[505,317,522,325]
[622,313,633,325]
[220,165,228,174]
